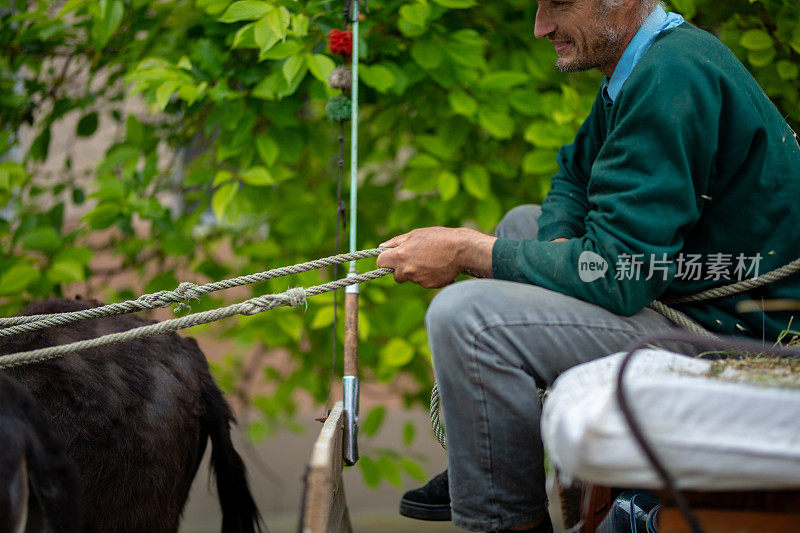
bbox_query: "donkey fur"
[0,373,80,533]
[0,298,261,533]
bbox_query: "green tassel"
[326,96,352,122]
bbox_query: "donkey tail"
[201,379,263,533]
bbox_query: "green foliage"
[2,0,798,488]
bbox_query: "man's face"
[534,0,627,75]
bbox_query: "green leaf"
[360,65,396,93]
[84,203,121,229]
[145,270,179,294]
[400,457,427,482]
[509,89,543,116]
[212,182,238,220]
[245,420,273,441]
[233,22,257,49]
[77,112,99,137]
[380,337,415,367]
[198,0,231,16]
[522,150,560,175]
[92,0,124,49]
[404,169,438,192]
[219,1,270,22]
[777,60,799,81]
[791,31,800,56]
[291,13,309,37]
[478,71,530,91]
[431,0,476,8]
[277,314,304,342]
[359,456,381,488]
[748,47,776,68]
[443,43,486,70]
[399,3,431,27]
[282,55,304,84]
[255,135,279,166]
[462,165,490,199]
[267,7,290,40]
[524,121,574,148]
[438,170,459,201]
[448,89,477,116]
[410,41,444,70]
[475,194,502,230]
[254,17,280,52]
[47,259,86,284]
[378,456,402,487]
[29,128,51,161]
[361,406,386,437]
[408,153,439,169]
[402,422,416,447]
[258,40,304,61]
[740,29,774,51]
[59,0,85,16]
[21,227,62,252]
[215,169,234,186]
[93,177,126,200]
[310,305,335,329]
[54,247,93,265]
[670,0,695,19]
[156,80,179,110]
[305,54,336,83]
[398,19,426,38]
[240,166,274,186]
[478,108,514,139]
[0,263,40,296]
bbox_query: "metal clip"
[342,375,359,465]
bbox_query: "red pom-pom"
[327,29,353,57]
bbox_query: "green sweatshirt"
[492,23,800,341]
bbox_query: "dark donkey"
[0,373,80,533]
[0,298,262,532]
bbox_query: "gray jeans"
[427,205,681,532]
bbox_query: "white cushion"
[541,349,800,490]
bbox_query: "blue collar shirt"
[602,5,686,104]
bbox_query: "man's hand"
[376,227,496,288]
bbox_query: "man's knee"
[495,204,542,240]
[426,281,480,335]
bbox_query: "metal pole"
[342,0,360,467]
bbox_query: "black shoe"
[399,470,451,521]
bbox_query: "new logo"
[578,251,608,282]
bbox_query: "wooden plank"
[659,508,800,532]
[301,402,352,533]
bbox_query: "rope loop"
[242,287,309,315]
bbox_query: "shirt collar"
[601,5,685,104]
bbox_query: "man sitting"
[377,0,800,531]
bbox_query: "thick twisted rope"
[430,382,446,450]
[0,248,384,337]
[662,256,800,305]
[648,255,800,332]
[0,268,392,370]
[646,300,718,338]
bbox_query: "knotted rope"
[0,249,385,336]
[0,267,392,370]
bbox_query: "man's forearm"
[377,226,495,288]
[454,228,496,278]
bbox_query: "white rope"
[0,248,385,337]
[0,268,392,370]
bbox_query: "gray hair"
[597,0,660,23]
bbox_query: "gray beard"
[556,23,624,73]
